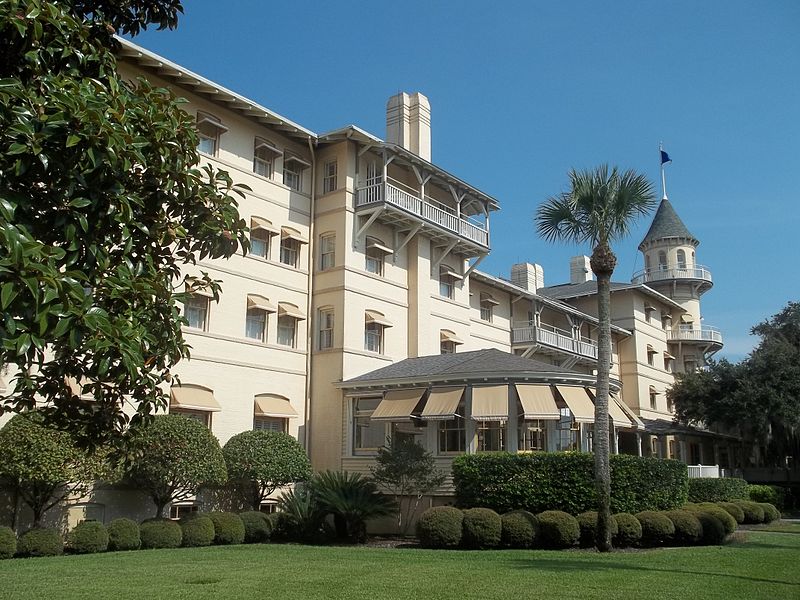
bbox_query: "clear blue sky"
[131,0,799,361]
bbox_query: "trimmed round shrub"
[0,526,17,559]
[67,521,109,554]
[239,511,273,544]
[748,484,779,506]
[140,519,182,549]
[576,512,618,548]
[663,510,702,546]
[758,503,780,523]
[17,528,63,557]
[695,513,726,545]
[180,514,215,547]
[207,512,245,545]
[417,506,463,549]
[501,510,538,549]
[732,500,765,524]
[107,518,140,551]
[535,511,580,549]
[613,513,642,548]
[717,502,745,524]
[635,511,675,547]
[461,508,502,549]
[689,503,737,534]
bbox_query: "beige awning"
[281,226,308,244]
[247,294,277,313]
[612,394,645,430]
[515,384,560,420]
[254,138,282,156]
[367,240,394,255]
[646,344,655,353]
[371,388,425,421]
[251,216,280,235]
[196,113,228,132]
[283,154,311,169]
[185,281,214,298]
[607,396,632,428]
[440,329,464,345]
[663,351,676,360]
[278,302,306,320]
[480,292,500,306]
[170,384,221,412]
[644,304,656,313]
[365,310,393,328]
[254,394,298,418]
[680,314,694,323]
[420,386,464,420]
[557,386,595,424]
[471,385,508,422]
[441,269,463,281]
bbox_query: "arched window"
[658,251,667,270]
[649,386,658,410]
[676,249,686,269]
[645,254,651,271]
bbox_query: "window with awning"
[515,384,560,420]
[556,386,595,423]
[170,384,221,413]
[611,393,644,429]
[254,394,298,418]
[420,386,464,420]
[278,302,306,320]
[247,294,277,313]
[370,388,426,421]
[471,385,508,422]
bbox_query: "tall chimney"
[386,92,431,161]
[511,263,544,293]
[570,255,593,284]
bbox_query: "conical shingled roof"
[638,198,698,250]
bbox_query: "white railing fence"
[687,464,721,478]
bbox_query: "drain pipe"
[303,136,317,457]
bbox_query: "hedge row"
[687,477,749,502]
[452,453,688,515]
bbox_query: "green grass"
[1,531,798,599]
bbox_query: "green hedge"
[67,521,108,554]
[207,512,245,545]
[452,453,688,514]
[500,510,538,549]
[107,518,140,551]
[239,511,273,544]
[687,477,748,502]
[535,511,580,549]
[732,500,765,524]
[461,508,501,549]
[0,526,17,559]
[140,519,182,549]
[17,528,63,557]
[748,485,782,508]
[417,506,463,548]
[180,514,215,547]
[612,513,642,548]
[635,511,675,547]
[758,503,781,523]
[576,512,618,548]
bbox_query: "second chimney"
[570,255,593,284]
[386,92,431,161]
[511,262,545,293]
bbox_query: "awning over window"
[254,394,298,418]
[247,294,277,313]
[646,344,655,353]
[557,385,594,424]
[185,281,214,298]
[471,385,508,422]
[278,302,306,320]
[440,329,464,345]
[281,226,308,244]
[663,351,676,360]
[680,314,694,323]
[365,310,393,328]
[607,396,633,428]
[251,216,280,235]
[170,384,221,412]
[420,386,464,420]
[370,388,425,421]
[196,113,228,132]
[441,269,463,281]
[254,138,282,156]
[283,154,311,169]
[515,384,560,420]
[367,240,394,255]
[612,393,645,430]
[479,292,500,306]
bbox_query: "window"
[440,340,457,354]
[277,315,297,348]
[169,504,198,521]
[644,304,656,323]
[254,417,287,433]
[319,233,335,271]
[323,160,337,194]
[353,398,385,454]
[439,265,460,299]
[251,229,271,259]
[518,420,547,451]
[649,386,658,410]
[645,254,651,271]
[283,154,309,192]
[668,440,678,460]
[318,308,334,350]
[391,422,420,446]
[479,293,498,322]
[557,407,579,451]
[280,237,300,268]
[245,308,268,342]
[364,322,384,353]
[440,330,462,355]
[664,352,674,373]
[677,249,687,269]
[477,421,505,452]
[259,502,278,514]
[170,408,210,428]
[196,112,226,156]
[647,345,656,366]
[438,402,466,453]
[185,295,209,331]
[667,395,675,413]
[651,437,659,457]
[365,237,390,277]
[254,138,280,178]
[658,250,667,270]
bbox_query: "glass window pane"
[277,316,296,347]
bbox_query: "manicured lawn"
[1,530,798,599]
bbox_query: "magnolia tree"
[126,414,227,517]
[223,430,312,511]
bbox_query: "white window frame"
[253,416,288,433]
[280,237,300,268]
[277,315,297,348]
[440,340,457,354]
[185,295,209,331]
[479,304,493,322]
[365,237,386,277]
[364,322,384,354]
[254,137,280,179]
[352,397,385,455]
[318,308,334,350]
[245,308,268,343]
[476,421,506,452]
[250,228,271,259]
[323,159,337,194]
[438,403,466,454]
[319,233,335,271]
[196,112,225,157]
[439,265,457,299]
[518,419,547,452]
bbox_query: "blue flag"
[660,150,672,165]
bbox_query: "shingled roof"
[639,198,698,250]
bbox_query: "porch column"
[679,440,688,464]
[699,442,706,465]
[636,432,643,457]
[613,430,619,455]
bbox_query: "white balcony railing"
[355,181,489,247]
[687,465,721,478]
[511,322,599,360]
[632,265,713,285]
[667,325,723,345]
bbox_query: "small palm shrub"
[732,500,765,524]
[635,511,675,547]
[501,510,538,548]
[535,511,579,549]
[461,508,502,549]
[107,518,140,551]
[663,510,702,546]
[757,503,780,523]
[417,506,463,548]
[17,528,63,557]
[180,514,215,547]
[576,512,618,548]
[0,526,17,559]
[613,513,642,548]
[140,519,182,549]
[239,511,273,543]
[67,521,109,554]
[277,486,328,543]
[717,502,745,524]
[207,512,245,545]
[695,513,726,545]
[687,503,737,534]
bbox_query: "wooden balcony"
[632,264,713,290]
[512,322,598,362]
[667,325,723,347]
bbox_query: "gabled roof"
[639,198,699,250]
[539,281,685,311]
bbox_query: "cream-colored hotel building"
[2,38,740,525]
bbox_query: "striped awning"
[371,388,425,421]
[515,384,560,420]
[557,386,595,424]
[420,386,464,420]
[471,385,508,422]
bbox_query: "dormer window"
[254,138,282,178]
[283,153,311,192]
[196,112,227,156]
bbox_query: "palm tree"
[536,165,656,552]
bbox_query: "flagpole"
[659,141,668,200]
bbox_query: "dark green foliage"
[17,528,63,557]
[717,502,745,524]
[461,508,502,549]
[452,453,687,515]
[686,504,737,534]
[500,510,538,549]
[106,518,140,551]
[139,519,182,549]
[577,511,618,548]
[180,514,214,547]
[695,513,726,545]
[663,510,703,546]
[0,526,17,559]
[239,511,273,543]
[612,513,642,548]
[416,507,463,549]
[535,511,580,549]
[67,520,108,554]
[207,512,245,545]
[748,485,780,506]
[275,487,328,543]
[732,500,765,524]
[635,511,675,547]
[687,477,749,502]
[756,503,780,523]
